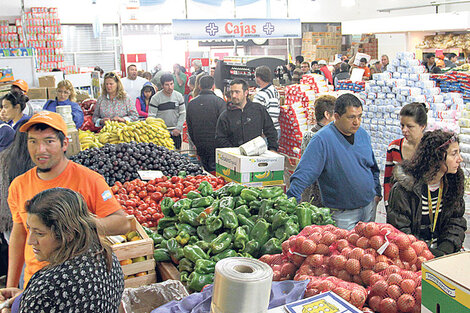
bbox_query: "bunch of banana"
[78,130,103,150]
[96,118,175,150]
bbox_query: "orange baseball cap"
[20,111,68,136]
[12,79,29,93]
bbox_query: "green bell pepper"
[172,198,192,215]
[209,233,233,255]
[272,211,290,230]
[240,188,259,202]
[242,240,260,257]
[175,230,190,245]
[176,223,197,236]
[274,197,298,213]
[165,238,179,254]
[161,197,175,217]
[188,236,199,245]
[153,248,170,262]
[274,226,288,242]
[233,226,249,251]
[178,258,194,272]
[197,181,213,197]
[260,238,282,255]
[186,190,202,199]
[249,218,270,247]
[178,170,187,178]
[211,249,237,262]
[191,196,214,208]
[285,220,300,238]
[180,271,190,283]
[148,232,164,245]
[205,215,223,233]
[183,245,208,263]
[194,259,216,274]
[157,216,178,233]
[213,183,229,198]
[248,200,262,212]
[219,207,239,229]
[173,247,185,262]
[258,199,273,220]
[163,226,178,240]
[234,196,247,207]
[260,186,284,199]
[237,252,253,258]
[237,214,255,230]
[188,271,214,292]
[296,205,312,229]
[227,183,245,196]
[219,196,235,209]
[197,225,217,242]
[234,205,251,218]
[264,208,276,223]
[159,239,167,250]
[196,240,211,252]
[178,209,200,227]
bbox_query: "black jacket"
[186,90,226,156]
[387,165,466,255]
[215,99,278,150]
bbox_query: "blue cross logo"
[263,22,275,35]
[205,22,219,36]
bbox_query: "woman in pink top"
[92,72,138,127]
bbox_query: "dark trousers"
[200,153,216,173]
[171,134,182,150]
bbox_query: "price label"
[138,170,163,181]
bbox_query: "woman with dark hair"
[135,82,156,118]
[387,130,466,257]
[0,188,124,312]
[0,91,30,131]
[383,102,428,206]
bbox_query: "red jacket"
[320,66,333,85]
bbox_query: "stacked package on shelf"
[24,7,64,71]
[0,19,26,49]
[278,74,332,158]
[361,51,464,170]
[430,71,470,104]
[278,84,312,158]
[336,80,365,92]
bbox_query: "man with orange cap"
[10,79,34,116]
[6,111,130,289]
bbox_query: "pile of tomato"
[111,175,226,227]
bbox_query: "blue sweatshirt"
[287,122,381,209]
[43,99,84,129]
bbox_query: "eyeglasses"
[436,135,457,151]
[104,72,117,78]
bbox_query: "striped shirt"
[420,183,441,247]
[253,84,280,131]
[384,138,404,205]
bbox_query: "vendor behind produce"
[387,130,466,257]
[6,111,130,289]
[43,79,84,129]
[92,72,139,127]
[215,79,278,151]
[0,188,124,312]
[287,94,381,230]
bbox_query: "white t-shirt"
[121,76,147,102]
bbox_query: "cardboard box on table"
[38,75,56,88]
[215,148,284,187]
[421,251,470,313]
[27,87,47,99]
[65,130,81,157]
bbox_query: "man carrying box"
[6,111,130,289]
[215,79,278,151]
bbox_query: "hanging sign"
[172,18,301,40]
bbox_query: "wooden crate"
[108,216,157,288]
[156,261,180,281]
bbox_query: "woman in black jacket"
[387,130,466,257]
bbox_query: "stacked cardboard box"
[24,7,64,71]
[301,27,342,62]
[431,71,470,104]
[361,51,464,170]
[0,19,25,48]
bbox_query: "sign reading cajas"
[172,19,301,40]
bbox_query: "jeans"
[331,199,377,231]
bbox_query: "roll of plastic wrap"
[459,134,470,143]
[211,257,273,313]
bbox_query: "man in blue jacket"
[287,93,381,230]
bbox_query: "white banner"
[172,18,301,40]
